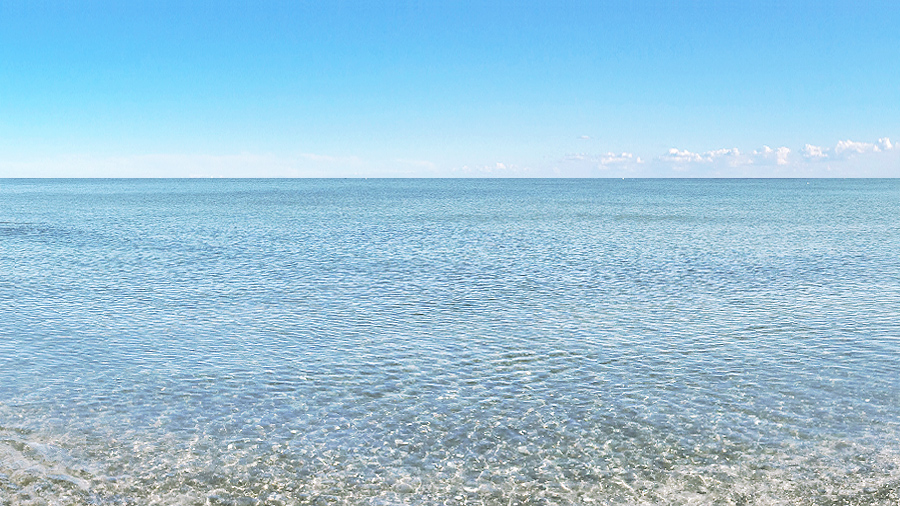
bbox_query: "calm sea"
[1,179,899,505]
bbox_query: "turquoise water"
[1,179,899,505]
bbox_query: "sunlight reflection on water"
[1,179,899,505]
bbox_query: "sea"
[1,178,898,506]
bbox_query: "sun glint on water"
[1,179,899,505]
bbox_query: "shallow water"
[1,179,899,505]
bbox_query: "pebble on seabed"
[394,481,415,493]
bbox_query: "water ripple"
[0,179,899,505]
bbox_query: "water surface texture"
[1,179,899,505]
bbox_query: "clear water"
[1,179,899,506]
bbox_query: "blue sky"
[1,1,898,177]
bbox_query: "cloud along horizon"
[2,136,896,178]
[554,137,899,178]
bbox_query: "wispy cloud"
[0,152,369,178]
[552,151,646,177]
[802,144,828,160]
[752,146,791,165]
[801,137,895,161]
[450,162,538,177]
[651,138,896,177]
[833,138,894,156]
[562,151,643,166]
[657,146,790,167]
[3,137,896,178]
[660,148,720,164]
[551,136,898,177]
[600,152,642,165]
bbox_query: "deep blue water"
[1,179,899,505]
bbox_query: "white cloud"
[4,136,897,178]
[561,137,897,177]
[800,137,894,163]
[600,152,641,165]
[777,147,791,165]
[708,148,741,158]
[579,135,591,140]
[802,144,828,159]
[659,147,744,165]
[660,148,707,163]
[556,151,645,176]
[835,139,881,156]
[750,146,791,165]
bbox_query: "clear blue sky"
[1,1,898,177]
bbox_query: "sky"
[1,1,899,177]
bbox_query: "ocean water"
[1,178,899,506]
